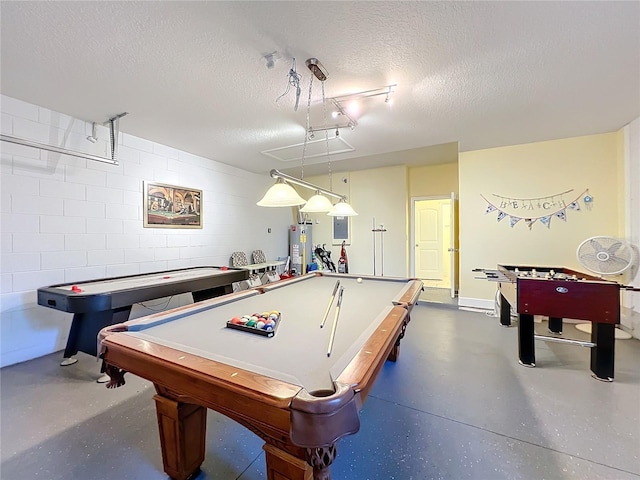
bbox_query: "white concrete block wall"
[0,95,292,367]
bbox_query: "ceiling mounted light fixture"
[259,57,356,216]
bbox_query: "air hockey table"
[99,272,423,480]
[37,266,248,364]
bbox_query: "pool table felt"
[103,274,420,393]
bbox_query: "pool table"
[99,272,423,480]
[37,266,248,363]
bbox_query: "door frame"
[410,195,458,297]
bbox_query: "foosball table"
[477,265,624,381]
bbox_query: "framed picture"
[143,181,202,229]
[332,215,351,245]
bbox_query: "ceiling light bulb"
[347,100,360,116]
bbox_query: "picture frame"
[143,181,202,229]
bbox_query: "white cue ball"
[357,277,363,283]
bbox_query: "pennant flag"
[539,216,552,228]
[481,188,589,230]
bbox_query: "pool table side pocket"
[336,306,409,399]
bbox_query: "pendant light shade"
[257,178,306,207]
[327,198,358,216]
[300,191,333,212]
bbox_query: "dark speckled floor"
[2,304,639,480]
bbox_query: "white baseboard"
[458,296,494,311]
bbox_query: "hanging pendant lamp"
[328,198,358,216]
[257,177,306,207]
[300,190,333,212]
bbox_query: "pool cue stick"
[320,280,340,328]
[327,287,344,357]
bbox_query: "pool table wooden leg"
[263,443,313,480]
[387,317,409,362]
[305,445,337,480]
[153,394,206,480]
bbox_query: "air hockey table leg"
[518,313,535,367]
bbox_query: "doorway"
[411,195,459,299]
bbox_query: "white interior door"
[415,200,443,280]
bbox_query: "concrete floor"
[1,303,639,480]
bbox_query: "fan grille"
[577,236,633,275]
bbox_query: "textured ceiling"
[1,1,639,176]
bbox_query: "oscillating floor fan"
[575,236,636,339]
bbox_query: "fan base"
[575,323,632,339]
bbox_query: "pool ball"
[357,278,363,283]
[246,320,257,328]
[230,317,243,325]
[256,321,265,329]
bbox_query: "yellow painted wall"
[409,162,459,197]
[305,165,409,276]
[459,132,621,304]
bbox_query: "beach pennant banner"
[480,188,589,230]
